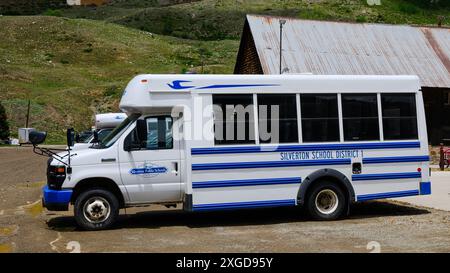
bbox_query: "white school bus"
[38,74,430,230]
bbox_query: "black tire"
[74,188,119,231]
[306,180,347,220]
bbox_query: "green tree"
[0,101,10,141]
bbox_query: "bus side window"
[300,94,339,142]
[257,94,298,144]
[212,94,255,145]
[381,94,418,140]
[342,94,380,141]
[145,116,173,150]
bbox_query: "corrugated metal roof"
[246,15,450,88]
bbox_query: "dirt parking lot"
[0,147,449,253]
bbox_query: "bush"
[356,15,368,22]
[398,3,420,14]
[42,9,63,17]
[0,101,10,141]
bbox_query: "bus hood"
[50,147,114,167]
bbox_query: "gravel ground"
[0,146,48,210]
[0,147,449,253]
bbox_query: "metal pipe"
[279,19,286,74]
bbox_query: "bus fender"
[297,169,355,207]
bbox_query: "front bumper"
[42,185,73,211]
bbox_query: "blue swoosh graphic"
[167,81,280,90]
[196,84,279,89]
[167,80,195,89]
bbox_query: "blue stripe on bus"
[192,158,351,171]
[352,172,421,181]
[192,199,296,211]
[192,177,301,189]
[357,189,419,201]
[197,84,280,89]
[191,141,421,155]
[362,155,429,164]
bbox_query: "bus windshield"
[93,113,140,149]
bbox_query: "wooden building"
[235,15,450,145]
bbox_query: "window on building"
[381,93,418,140]
[301,94,339,142]
[257,94,298,143]
[342,94,380,141]
[213,94,255,145]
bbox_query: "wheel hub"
[83,197,111,223]
[315,189,339,215]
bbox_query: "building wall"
[234,21,263,74]
[234,18,450,145]
[233,37,448,145]
[423,87,450,145]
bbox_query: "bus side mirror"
[29,131,47,145]
[67,128,75,147]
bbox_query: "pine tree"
[0,101,10,141]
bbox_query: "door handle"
[101,158,116,163]
[173,162,178,175]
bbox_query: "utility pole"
[25,100,30,128]
[279,19,286,74]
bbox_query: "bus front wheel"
[306,181,347,220]
[74,188,119,230]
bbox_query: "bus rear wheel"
[306,181,347,220]
[74,188,119,230]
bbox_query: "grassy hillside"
[61,0,450,40]
[2,1,449,143]
[0,16,238,143]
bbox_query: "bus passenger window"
[213,94,255,145]
[258,94,298,143]
[301,94,339,142]
[381,94,418,140]
[342,94,379,141]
